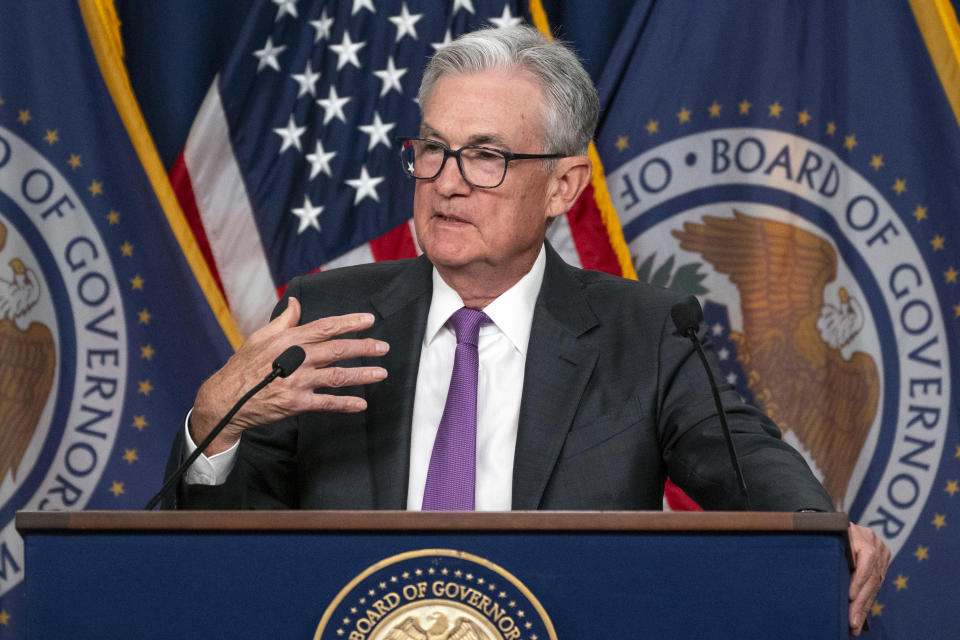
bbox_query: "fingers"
[303,337,390,369]
[314,365,389,388]
[247,307,385,375]
[258,366,388,422]
[283,365,388,402]
[193,305,390,442]
[303,391,370,414]
[847,523,891,634]
[294,311,379,345]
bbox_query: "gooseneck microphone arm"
[670,299,752,510]
[144,345,306,510]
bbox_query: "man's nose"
[434,154,471,196]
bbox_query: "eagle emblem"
[0,220,55,485]
[672,210,880,504]
[383,611,489,640]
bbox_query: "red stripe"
[565,183,623,276]
[170,152,227,297]
[370,220,418,261]
[665,478,703,510]
[570,183,700,511]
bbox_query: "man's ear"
[545,154,592,219]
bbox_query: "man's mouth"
[434,212,469,224]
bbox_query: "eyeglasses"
[397,137,566,189]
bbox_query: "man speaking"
[165,25,888,634]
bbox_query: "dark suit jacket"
[171,244,833,511]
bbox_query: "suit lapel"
[357,248,599,510]
[362,256,433,508]
[511,246,599,509]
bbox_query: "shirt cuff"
[182,408,240,485]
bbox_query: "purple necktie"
[422,307,490,510]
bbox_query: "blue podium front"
[17,510,849,639]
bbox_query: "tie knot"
[448,307,489,347]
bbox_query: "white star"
[711,322,724,336]
[310,8,334,42]
[273,115,306,154]
[329,31,366,70]
[452,0,475,14]
[431,29,454,52]
[725,372,738,385]
[316,86,351,124]
[345,166,385,204]
[253,37,287,72]
[291,61,321,98]
[389,3,423,41]
[373,57,408,96]
[306,140,337,179]
[291,195,323,234]
[352,0,376,15]
[717,347,730,361]
[358,112,396,151]
[272,0,298,21]
[489,5,523,28]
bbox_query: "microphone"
[144,345,306,510]
[273,344,307,377]
[670,298,752,510]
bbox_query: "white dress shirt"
[183,247,546,511]
[406,248,544,510]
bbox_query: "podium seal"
[314,549,557,640]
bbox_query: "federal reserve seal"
[0,125,126,597]
[314,549,557,640]
[607,125,950,560]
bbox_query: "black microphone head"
[670,296,703,336]
[273,345,306,378]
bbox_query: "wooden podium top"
[16,509,848,533]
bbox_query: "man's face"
[413,68,560,287]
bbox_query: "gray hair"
[417,25,599,156]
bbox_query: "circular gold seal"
[314,549,557,640]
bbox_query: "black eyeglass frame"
[397,137,567,189]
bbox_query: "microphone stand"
[144,346,305,510]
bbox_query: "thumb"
[264,296,301,336]
[243,296,302,348]
[279,296,302,328]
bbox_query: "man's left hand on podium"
[847,523,891,636]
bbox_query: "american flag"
[171,0,625,337]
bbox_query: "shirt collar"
[425,246,546,356]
